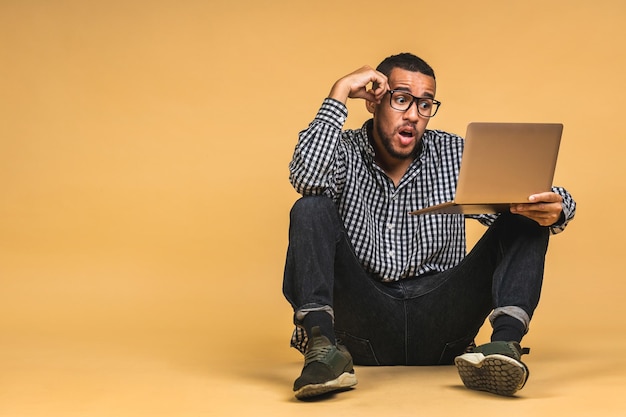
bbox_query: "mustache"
[395,123,417,133]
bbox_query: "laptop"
[410,122,563,215]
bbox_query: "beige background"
[1,1,625,416]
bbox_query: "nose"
[403,100,421,121]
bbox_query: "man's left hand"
[510,191,563,227]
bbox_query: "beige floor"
[1,230,622,417]
[1,313,625,417]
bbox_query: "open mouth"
[398,125,416,137]
[398,126,416,144]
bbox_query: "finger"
[510,203,562,225]
[369,87,389,104]
[512,201,560,213]
[528,192,563,203]
[353,66,387,90]
[510,205,562,226]
[369,87,386,103]
[367,73,389,103]
[351,88,379,103]
[371,72,389,94]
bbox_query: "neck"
[375,155,413,186]
[367,122,421,186]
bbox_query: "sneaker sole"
[294,372,358,400]
[455,353,528,396]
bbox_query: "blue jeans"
[282,196,549,366]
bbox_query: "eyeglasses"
[388,90,441,118]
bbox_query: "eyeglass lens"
[389,91,439,117]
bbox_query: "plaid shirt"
[289,98,576,282]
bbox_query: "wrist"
[328,80,350,104]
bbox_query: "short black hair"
[376,52,436,80]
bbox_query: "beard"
[375,122,421,160]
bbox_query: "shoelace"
[304,345,333,364]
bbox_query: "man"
[283,53,575,399]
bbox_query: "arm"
[289,66,389,196]
[288,100,346,196]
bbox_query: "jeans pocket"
[335,330,380,366]
[438,335,475,365]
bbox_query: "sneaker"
[293,326,357,399]
[454,341,530,396]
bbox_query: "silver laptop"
[410,122,563,215]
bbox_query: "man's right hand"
[328,66,389,105]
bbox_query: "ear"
[365,99,376,115]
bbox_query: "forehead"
[388,68,436,95]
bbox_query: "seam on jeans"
[403,298,409,365]
[335,330,380,366]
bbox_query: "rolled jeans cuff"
[294,304,335,324]
[489,306,530,334]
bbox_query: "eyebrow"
[393,86,435,99]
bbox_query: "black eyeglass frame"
[387,89,442,118]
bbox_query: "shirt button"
[387,223,394,230]
[388,250,395,258]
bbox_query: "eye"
[393,93,411,105]
[418,100,433,110]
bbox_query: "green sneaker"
[293,327,357,400]
[454,341,530,396]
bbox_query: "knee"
[290,196,336,222]
[499,213,550,240]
